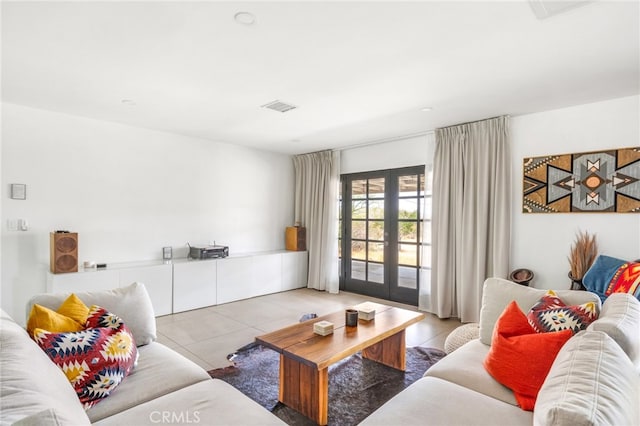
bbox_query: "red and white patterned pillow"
[527,290,599,334]
[33,305,137,409]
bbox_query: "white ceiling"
[2,1,638,155]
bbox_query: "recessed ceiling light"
[421,107,433,112]
[121,99,136,106]
[234,12,256,26]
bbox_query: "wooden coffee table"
[255,302,425,425]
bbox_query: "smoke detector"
[234,12,256,26]
[261,100,298,113]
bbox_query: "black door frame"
[339,165,424,305]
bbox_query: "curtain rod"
[436,115,510,131]
[334,130,434,152]
[336,113,511,151]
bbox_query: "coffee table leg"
[362,330,406,371]
[279,354,329,425]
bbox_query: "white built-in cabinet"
[174,251,308,311]
[119,264,173,316]
[172,259,217,313]
[282,250,309,291]
[47,250,308,316]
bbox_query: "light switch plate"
[10,184,26,200]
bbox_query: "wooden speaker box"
[50,232,78,274]
[285,226,306,251]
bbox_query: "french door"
[339,166,426,305]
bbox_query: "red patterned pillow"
[605,261,640,297]
[484,301,572,410]
[33,305,137,409]
[527,290,598,334]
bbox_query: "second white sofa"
[361,278,640,426]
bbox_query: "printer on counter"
[188,243,229,260]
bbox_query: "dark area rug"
[209,342,446,426]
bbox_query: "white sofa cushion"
[11,408,63,426]
[534,330,640,426]
[28,282,156,346]
[93,380,286,425]
[587,292,640,368]
[86,342,210,423]
[0,309,90,425]
[423,338,518,406]
[479,278,601,345]
[360,376,532,426]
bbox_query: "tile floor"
[156,288,462,371]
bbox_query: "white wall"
[511,95,640,289]
[1,103,294,320]
[340,134,433,175]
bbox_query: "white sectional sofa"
[361,278,640,426]
[0,283,285,425]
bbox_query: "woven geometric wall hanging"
[523,147,640,213]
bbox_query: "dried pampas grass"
[568,231,598,281]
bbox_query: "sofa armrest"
[534,331,639,426]
[588,292,640,369]
[479,278,601,345]
[27,282,156,346]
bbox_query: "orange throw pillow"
[483,301,572,410]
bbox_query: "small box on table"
[313,320,334,336]
[357,303,376,321]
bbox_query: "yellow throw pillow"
[26,304,83,337]
[56,293,90,325]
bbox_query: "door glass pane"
[419,174,426,197]
[398,266,417,289]
[368,241,384,262]
[399,243,417,266]
[368,200,384,219]
[421,221,431,244]
[421,245,432,269]
[352,241,366,260]
[351,260,366,281]
[425,169,433,196]
[399,174,418,196]
[368,263,384,284]
[351,220,366,239]
[368,220,384,241]
[420,197,432,220]
[352,179,367,199]
[399,198,418,218]
[352,200,366,219]
[369,178,385,198]
[398,222,417,242]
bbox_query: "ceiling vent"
[261,100,297,113]
[528,0,591,19]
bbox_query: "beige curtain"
[293,150,340,293]
[428,116,511,322]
